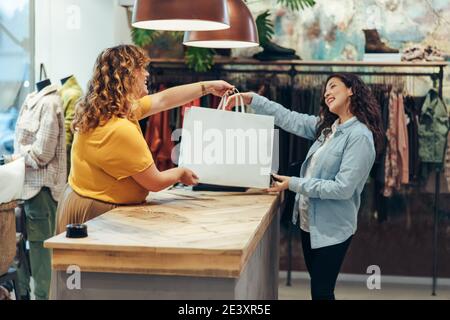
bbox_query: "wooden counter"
[45,188,281,300]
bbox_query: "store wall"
[34,0,132,91]
[242,0,450,104]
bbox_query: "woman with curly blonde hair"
[56,44,233,233]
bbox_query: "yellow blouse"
[69,96,154,204]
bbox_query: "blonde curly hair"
[72,45,151,133]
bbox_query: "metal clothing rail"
[149,58,448,296]
[149,58,447,97]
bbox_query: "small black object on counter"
[66,223,88,238]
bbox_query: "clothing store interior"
[0,0,450,302]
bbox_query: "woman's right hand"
[180,168,199,186]
[224,92,254,110]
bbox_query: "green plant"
[131,0,316,71]
[131,28,158,47]
[255,10,274,47]
[131,28,215,72]
[185,47,215,72]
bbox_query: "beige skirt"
[55,184,119,235]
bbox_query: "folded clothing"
[0,157,25,204]
[402,45,446,62]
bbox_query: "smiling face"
[324,77,353,117]
[134,67,149,98]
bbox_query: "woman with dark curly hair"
[56,45,233,233]
[225,73,384,300]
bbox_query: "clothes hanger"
[36,63,51,92]
[61,75,74,85]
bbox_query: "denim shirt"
[250,94,376,249]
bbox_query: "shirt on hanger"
[59,76,83,150]
[59,75,83,175]
[10,84,67,201]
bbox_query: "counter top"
[44,188,280,278]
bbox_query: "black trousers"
[300,229,352,300]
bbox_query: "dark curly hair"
[316,73,385,156]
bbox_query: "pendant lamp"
[183,0,259,48]
[132,0,230,31]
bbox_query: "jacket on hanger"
[59,75,83,174]
[6,84,67,201]
[418,88,449,164]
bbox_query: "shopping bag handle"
[217,88,246,113]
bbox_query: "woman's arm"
[141,80,234,118]
[132,163,199,192]
[225,93,319,141]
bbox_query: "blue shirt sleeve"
[250,93,319,141]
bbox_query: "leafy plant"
[255,10,274,47]
[131,28,158,47]
[185,47,215,72]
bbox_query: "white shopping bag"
[0,157,25,204]
[178,92,275,189]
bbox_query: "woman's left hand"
[266,173,290,192]
[204,80,234,97]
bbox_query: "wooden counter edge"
[50,247,242,278]
[46,193,281,278]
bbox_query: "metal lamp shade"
[132,0,230,31]
[183,0,259,48]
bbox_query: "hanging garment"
[145,85,175,171]
[180,98,201,126]
[418,88,450,163]
[444,131,450,189]
[404,95,421,182]
[145,111,173,171]
[397,94,409,184]
[384,90,400,197]
[211,95,221,109]
[383,90,409,196]
[58,75,83,175]
[369,84,391,222]
[4,84,66,201]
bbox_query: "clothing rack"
[149,58,448,295]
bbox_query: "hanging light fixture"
[132,0,230,31]
[183,0,259,48]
